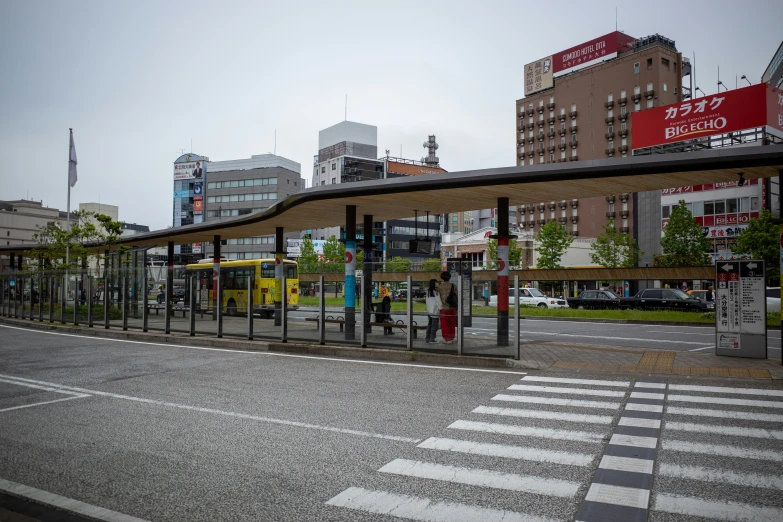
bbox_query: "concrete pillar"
[274,227,284,327]
[363,214,374,336]
[494,197,514,347]
[165,241,174,334]
[345,205,357,340]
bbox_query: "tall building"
[762,40,783,89]
[0,200,74,248]
[203,154,303,261]
[515,32,686,265]
[172,153,209,261]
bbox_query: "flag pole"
[66,128,72,310]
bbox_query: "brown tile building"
[515,34,684,247]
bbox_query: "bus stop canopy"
[2,145,782,252]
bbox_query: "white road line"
[599,455,654,474]
[325,487,559,522]
[688,346,714,351]
[0,325,527,375]
[472,405,613,425]
[668,394,783,409]
[658,463,783,490]
[645,331,712,336]
[417,437,593,466]
[665,406,783,422]
[0,477,149,522]
[624,403,664,413]
[507,384,626,398]
[0,377,87,397]
[378,459,580,498]
[0,373,420,444]
[448,419,604,443]
[521,376,630,387]
[630,391,665,400]
[492,394,620,410]
[585,483,650,509]
[516,330,710,345]
[618,417,661,429]
[668,384,783,397]
[653,493,783,521]
[634,382,667,389]
[608,433,659,449]
[0,395,90,413]
[665,421,783,440]
[662,439,783,462]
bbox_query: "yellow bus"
[185,259,299,318]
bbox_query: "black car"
[567,290,621,309]
[157,287,186,304]
[620,288,714,311]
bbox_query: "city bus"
[185,259,298,318]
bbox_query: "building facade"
[515,33,686,266]
[0,200,73,249]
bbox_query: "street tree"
[386,256,412,272]
[487,233,524,269]
[732,209,780,284]
[656,200,711,267]
[420,257,443,272]
[298,237,319,273]
[321,235,345,271]
[535,221,573,269]
[589,218,643,268]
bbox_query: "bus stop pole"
[189,273,196,336]
[103,262,109,329]
[406,274,413,351]
[87,275,93,327]
[514,274,520,360]
[142,249,149,332]
[60,273,66,324]
[457,272,463,356]
[48,275,54,323]
[247,272,253,340]
[215,236,222,338]
[281,266,287,342]
[165,241,173,335]
[38,268,43,322]
[122,255,129,331]
[360,275,367,347]
[319,275,325,345]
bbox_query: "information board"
[715,260,767,358]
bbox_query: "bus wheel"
[227,299,237,316]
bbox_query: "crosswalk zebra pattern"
[650,383,783,521]
[326,374,631,521]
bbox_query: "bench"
[147,303,188,317]
[305,316,345,332]
[305,316,428,339]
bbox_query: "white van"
[489,287,569,308]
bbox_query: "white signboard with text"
[715,260,767,358]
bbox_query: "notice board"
[715,260,767,358]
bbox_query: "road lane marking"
[661,440,783,462]
[624,403,664,413]
[508,384,626,397]
[658,463,783,490]
[0,377,88,397]
[448,420,604,443]
[599,455,654,474]
[522,376,629,387]
[653,493,783,521]
[608,434,659,449]
[0,477,150,522]
[584,483,650,509]
[0,325,528,375]
[492,394,620,410]
[665,406,783,422]
[378,459,580,497]
[325,487,559,522]
[0,395,90,413]
[668,384,783,397]
[472,405,613,425]
[687,346,713,351]
[618,417,661,429]
[630,391,665,400]
[667,394,783,409]
[665,421,783,440]
[0,373,421,444]
[634,382,667,389]
[417,437,593,466]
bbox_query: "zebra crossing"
[650,382,783,521]
[326,374,631,521]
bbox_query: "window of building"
[529,117,533,124]
[529,158,534,166]
[207,182,217,189]
[321,180,325,185]
[590,144,594,152]
[634,101,641,112]
[647,58,653,69]
[715,200,726,214]
[634,62,640,74]
[589,99,593,108]
[621,122,627,131]
[674,87,678,96]
[331,163,336,171]
[549,96,554,103]
[590,130,594,138]
[561,151,566,160]
[571,133,577,142]
[620,105,627,115]
[608,109,613,118]
[740,197,750,212]
[662,57,670,69]
[621,138,627,146]
[727,198,738,213]
[270,178,277,185]
[550,125,554,133]
[647,82,653,91]
[663,83,667,92]
[321,167,325,173]
[704,201,714,215]
[634,85,641,95]
[662,205,670,219]
[646,99,654,109]
[539,156,545,164]
[571,149,577,157]
[560,121,565,129]
[549,153,554,162]
[620,90,626,98]
[607,93,613,102]
[560,107,565,115]
[561,136,565,144]
[331,178,336,184]
[608,125,614,134]
[571,104,576,111]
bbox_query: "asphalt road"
[1,324,782,521]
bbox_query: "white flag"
[69,129,78,187]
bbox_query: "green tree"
[386,256,412,272]
[589,218,643,268]
[732,209,780,285]
[656,200,711,267]
[322,235,345,265]
[356,250,365,266]
[420,257,443,272]
[535,221,573,269]
[298,237,319,273]
[487,233,524,269]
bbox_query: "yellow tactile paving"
[728,368,751,378]
[748,368,772,379]
[710,368,731,377]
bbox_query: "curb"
[0,318,539,371]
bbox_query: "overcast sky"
[1,0,781,231]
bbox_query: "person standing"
[706,285,715,302]
[436,271,457,344]
[425,279,441,343]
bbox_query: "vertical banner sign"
[497,240,509,312]
[344,241,356,305]
[715,260,767,358]
[274,254,283,303]
[212,258,220,302]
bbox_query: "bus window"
[261,262,275,278]
[222,268,235,290]
[235,267,248,290]
[286,264,297,279]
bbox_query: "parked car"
[620,288,714,311]
[156,286,186,304]
[766,287,780,314]
[489,287,569,308]
[686,289,710,301]
[567,290,621,309]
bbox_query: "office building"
[0,200,74,250]
[515,32,687,265]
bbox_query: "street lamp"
[741,75,752,86]
[717,81,727,92]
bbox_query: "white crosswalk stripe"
[521,376,630,387]
[507,384,626,398]
[449,419,605,443]
[417,437,594,466]
[472,405,613,425]
[652,382,783,520]
[491,394,621,410]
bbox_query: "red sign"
[553,32,635,77]
[193,196,203,212]
[632,84,777,149]
[768,86,783,135]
